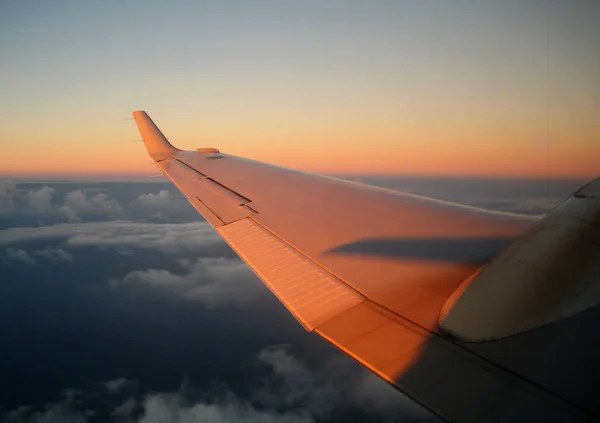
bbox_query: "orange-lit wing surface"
[133,111,600,422]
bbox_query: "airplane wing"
[133,110,600,422]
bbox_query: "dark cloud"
[2,390,92,423]
[0,346,431,423]
[103,378,129,394]
[112,398,137,421]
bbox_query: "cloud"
[3,248,37,265]
[0,221,222,254]
[33,248,73,263]
[132,189,198,223]
[136,190,172,211]
[2,390,92,423]
[0,179,18,217]
[103,378,129,394]
[257,346,326,410]
[0,182,126,223]
[0,346,431,423]
[58,190,122,223]
[135,394,313,423]
[254,345,423,421]
[118,257,261,307]
[112,398,138,420]
[23,187,55,215]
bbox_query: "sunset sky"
[1,0,599,178]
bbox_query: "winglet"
[132,111,180,162]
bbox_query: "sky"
[0,0,599,178]
[0,177,580,422]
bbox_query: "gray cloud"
[3,248,37,265]
[135,394,313,423]
[23,186,55,215]
[0,182,126,222]
[33,248,73,263]
[254,345,423,421]
[0,180,18,217]
[112,398,138,421]
[0,221,221,254]
[118,257,261,307]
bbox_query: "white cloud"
[119,257,261,307]
[33,248,73,263]
[58,190,122,222]
[136,190,172,211]
[0,221,221,254]
[4,248,37,265]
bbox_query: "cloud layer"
[1,346,428,423]
[0,221,221,254]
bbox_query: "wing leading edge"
[133,110,600,422]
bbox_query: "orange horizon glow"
[1,138,598,179]
[2,105,598,180]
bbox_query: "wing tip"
[132,110,147,119]
[132,110,180,162]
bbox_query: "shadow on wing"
[325,237,515,264]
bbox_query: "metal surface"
[440,193,600,342]
[317,302,586,422]
[133,110,600,422]
[218,218,365,330]
[577,177,600,198]
[134,111,180,161]
[173,149,534,330]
